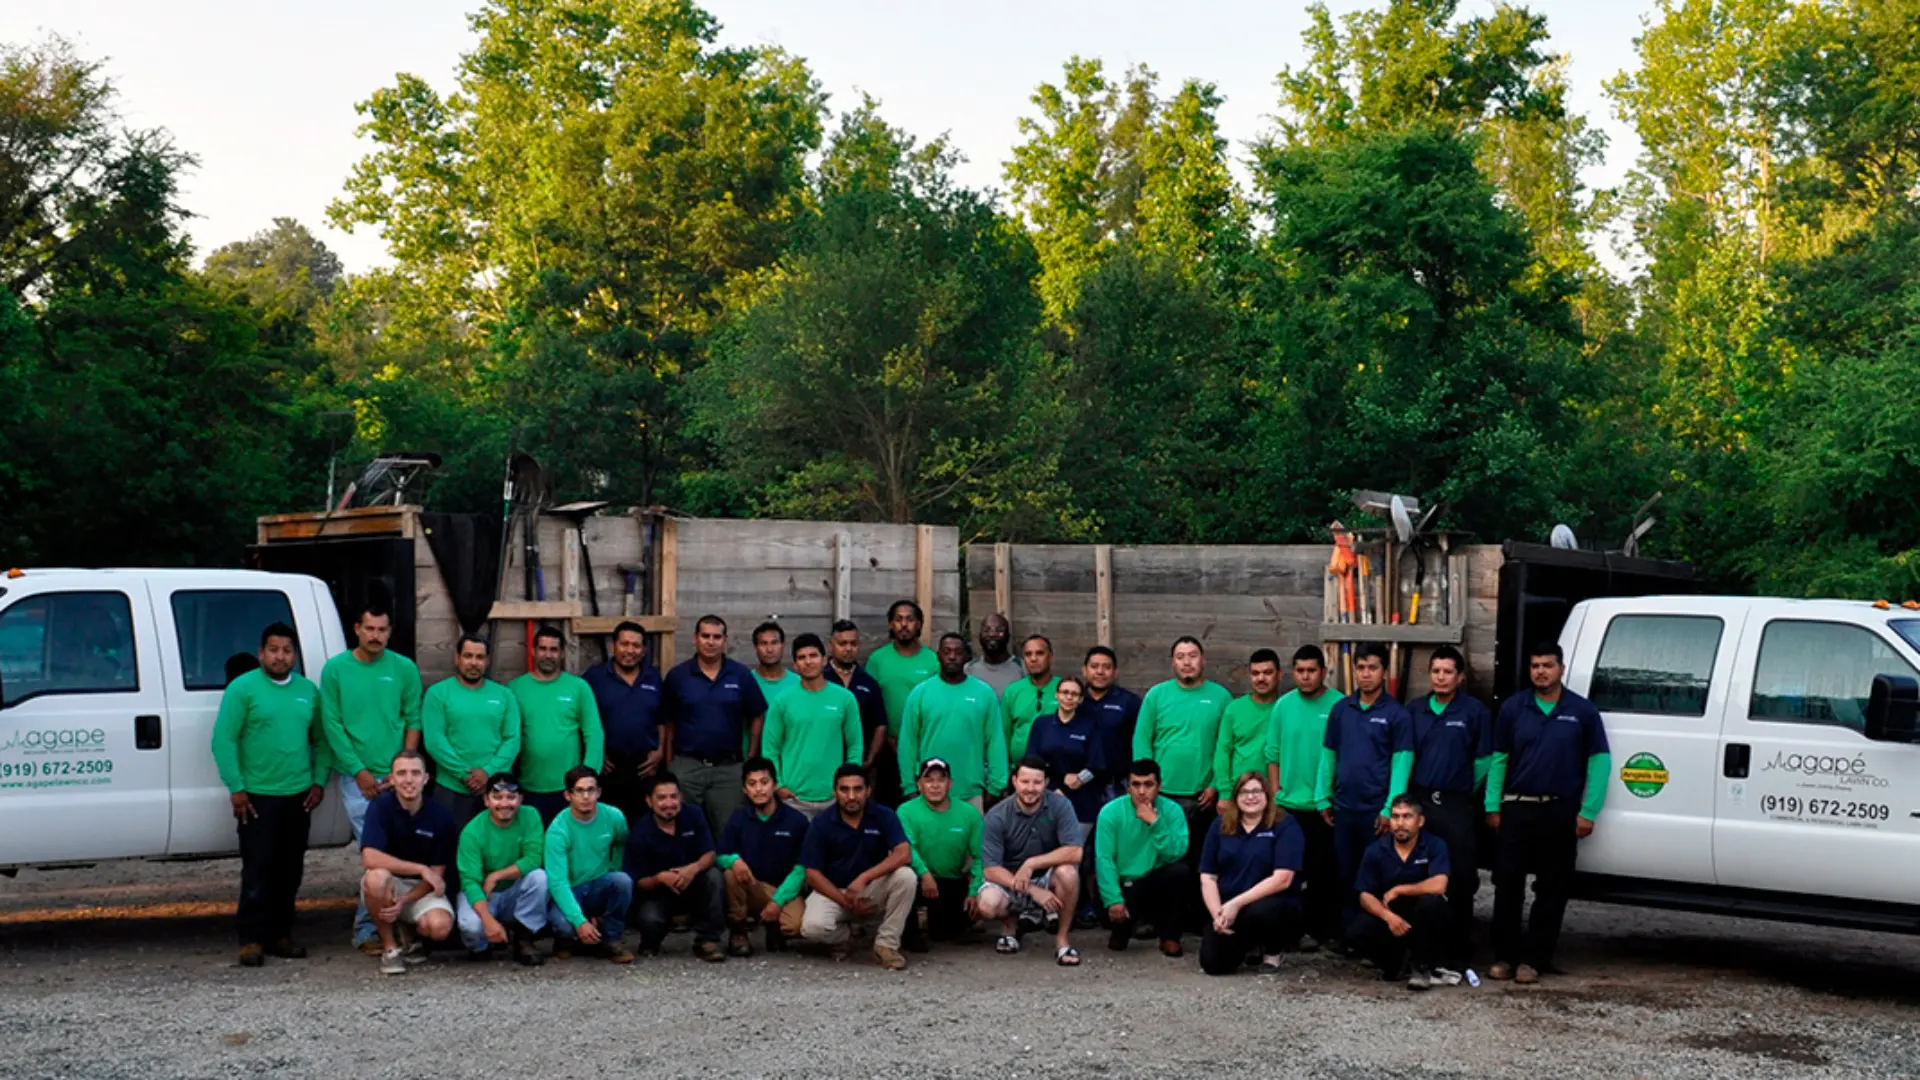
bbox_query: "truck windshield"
[1891,619,1920,653]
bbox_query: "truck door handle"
[1723,742,1750,778]
[135,715,162,750]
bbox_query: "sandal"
[996,935,1021,954]
[1055,946,1081,967]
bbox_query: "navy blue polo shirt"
[825,662,889,745]
[1199,812,1306,902]
[720,802,811,885]
[1494,688,1609,800]
[663,657,768,760]
[800,803,908,889]
[583,662,664,760]
[1085,685,1140,784]
[361,791,457,869]
[624,802,716,880]
[1354,831,1451,899]
[1409,693,1493,794]
[1322,693,1414,813]
[1025,712,1108,822]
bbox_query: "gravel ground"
[2,847,1918,1079]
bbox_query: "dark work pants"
[599,752,654,822]
[525,791,569,826]
[634,866,726,948]
[1332,809,1380,929]
[1410,786,1478,966]
[1285,806,1342,943]
[236,793,310,947]
[1348,893,1450,975]
[1199,894,1303,975]
[1108,861,1192,945]
[914,875,974,941]
[1170,795,1217,926]
[430,784,484,827]
[1492,799,1579,969]
[866,742,903,808]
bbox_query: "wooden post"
[832,530,853,624]
[1094,544,1114,647]
[655,517,679,669]
[993,542,1012,622]
[915,524,935,645]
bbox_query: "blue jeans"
[548,872,633,942]
[456,870,550,951]
[337,773,377,945]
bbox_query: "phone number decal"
[0,759,114,779]
[1760,794,1889,822]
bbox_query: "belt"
[1502,794,1560,804]
[682,753,742,767]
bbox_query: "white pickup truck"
[0,569,355,870]
[1563,595,1920,932]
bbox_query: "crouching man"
[799,764,917,970]
[1351,795,1452,990]
[544,766,635,963]
[360,749,457,975]
[454,772,548,965]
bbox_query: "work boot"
[264,938,307,960]
[1107,923,1131,952]
[238,944,265,968]
[728,931,755,958]
[552,938,575,961]
[763,924,787,953]
[874,946,907,970]
[1487,961,1514,980]
[695,940,727,963]
[509,926,544,967]
[1515,964,1540,985]
[606,942,636,964]
[1408,968,1433,991]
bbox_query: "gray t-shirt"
[982,790,1082,871]
[965,656,1024,697]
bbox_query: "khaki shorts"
[389,877,455,924]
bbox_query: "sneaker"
[1408,968,1433,991]
[401,942,428,966]
[379,948,407,976]
[265,938,307,960]
[1132,922,1157,940]
[607,943,636,964]
[1257,958,1284,976]
[728,932,755,958]
[874,946,907,970]
[238,944,265,968]
[1432,967,1464,987]
[1514,963,1540,985]
[694,940,727,964]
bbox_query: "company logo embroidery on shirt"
[724,682,740,690]
[1444,720,1465,729]
[1068,733,1086,742]
[773,830,793,838]
[862,828,881,836]
[1254,830,1274,838]
[1369,717,1388,725]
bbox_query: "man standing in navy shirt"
[584,621,665,820]
[663,614,769,832]
[1406,644,1492,971]
[1485,642,1610,985]
[825,619,895,804]
[625,771,726,961]
[799,764,917,970]
[1351,795,1452,990]
[1315,643,1414,936]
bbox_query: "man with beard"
[1001,635,1063,763]
[978,756,1083,966]
[824,619,894,804]
[422,634,520,825]
[625,772,726,961]
[663,615,769,830]
[453,772,548,965]
[866,601,939,764]
[582,621,665,819]
[965,612,1022,696]
[1352,796,1452,990]
[799,765,917,970]
[896,633,1009,809]
[511,626,605,824]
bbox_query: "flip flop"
[996,935,1021,954]
[1056,946,1081,967]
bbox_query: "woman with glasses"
[1198,770,1305,975]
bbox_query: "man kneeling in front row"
[360,749,457,975]
[799,763,918,969]
[1351,795,1452,990]
[978,755,1083,966]
[719,757,810,956]
[454,772,548,965]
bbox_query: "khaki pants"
[725,872,806,937]
[801,866,917,950]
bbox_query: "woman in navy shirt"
[1198,771,1306,975]
[1024,676,1106,825]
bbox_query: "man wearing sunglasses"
[454,772,548,966]
[543,766,635,963]
[1000,635,1062,764]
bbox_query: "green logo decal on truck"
[1620,752,1669,798]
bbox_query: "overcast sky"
[15,0,1657,272]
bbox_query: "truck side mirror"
[1865,674,1919,743]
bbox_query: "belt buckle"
[1431,790,1443,806]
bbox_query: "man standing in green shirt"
[544,765,635,963]
[762,633,862,819]
[512,626,605,824]
[1264,645,1342,949]
[1000,634,1062,764]
[896,758,983,949]
[866,600,940,806]
[1132,635,1230,896]
[1213,649,1281,812]
[422,634,521,825]
[453,772,547,966]
[751,621,801,707]
[1095,758,1191,956]
[319,603,422,950]
[896,633,1009,809]
[212,621,329,968]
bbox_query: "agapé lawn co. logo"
[1,728,110,754]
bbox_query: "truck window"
[0,592,139,707]
[169,590,299,691]
[1750,620,1920,732]
[1588,614,1721,717]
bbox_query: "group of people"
[211,597,1610,987]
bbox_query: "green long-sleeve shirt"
[1483,751,1612,820]
[1213,693,1276,794]
[896,676,1009,800]
[762,680,862,802]
[1131,679,1231,797]
[544,806,629,926]
[896,795,985,895]
[210,669,328,796]
[1094,794,1189,907]
[867,643,940,724]
[319,649,421,778]
[1265,688,1338,811]
[422,677,522,794]
[1314,747,1414,818]
[456,806,544,899]
[1001,674,1063,762]
[510,672,604,794]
